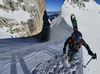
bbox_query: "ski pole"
[83,57,93,68]
[83,53,97,68]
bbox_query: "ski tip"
[71,14,75,17]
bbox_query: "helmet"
[72,31,82,42]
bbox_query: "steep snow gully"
[0,15,83,74]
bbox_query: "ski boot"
[68,60,71,64]
[66,56,69,59]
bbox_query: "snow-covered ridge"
[63,0,100,11]
[61,0,100,26]
[60,0,100,74]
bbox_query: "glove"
[92,53,97,59]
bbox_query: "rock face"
[64,0,94,2]
[63,0,94,8]
[0,0,50,40]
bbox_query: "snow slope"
[0,0,100,74]
[60,0,100,74]
[0,15,82,74]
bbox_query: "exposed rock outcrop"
[63,0,94,8]
[0,0,50,41]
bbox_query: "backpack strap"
[69,39,72,43]
[69,39,82,46]
[79,42,82,46]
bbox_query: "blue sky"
[45,0,100,12]
[45,0,63,11]
[95,0,100,4]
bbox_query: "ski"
[70,14,78,31]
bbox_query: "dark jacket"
[63,36,94,56]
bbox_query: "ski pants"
[68,49,78,62]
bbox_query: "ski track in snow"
[31,46,83,74]
[0,16,83,74]
[31,16,83,74]
[0,38,83,74]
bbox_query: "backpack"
[69,39,82,46]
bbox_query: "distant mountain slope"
[47,11,59,22]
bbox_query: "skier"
[61,31,96,64]
[61,14,97,64]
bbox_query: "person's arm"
[63,37,71,54]
[82,39,94,56]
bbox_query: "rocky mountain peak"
[63,0,95,8]
[64,0,94,3]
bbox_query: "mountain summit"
[63,0,96,9]
[64,0,94,3]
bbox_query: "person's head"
[72,31,82,43]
